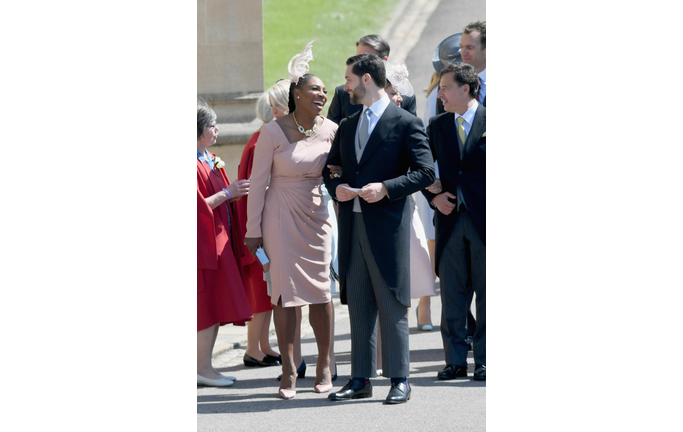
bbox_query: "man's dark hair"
[356,34,390,59]
[346,53,386,88]
[463,21,486,49]
[440,62,479,98]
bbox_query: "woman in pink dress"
[236,80,291,368]
[246,57,336,398]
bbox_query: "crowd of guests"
[197,20,486,404]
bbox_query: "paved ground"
[199,0,487,429]
[199,284,485,432]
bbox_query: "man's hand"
[327,165,343,179]
[432,192,456,215]
[244,237,262,258]
[425,178,442,194]
[335,184,357,202]
[359,182,388,203]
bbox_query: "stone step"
[199,92,263,124]
[216,118,261,146]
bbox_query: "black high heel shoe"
[263,354,282,364]
[277,359,306,381]
[244,353,280,367]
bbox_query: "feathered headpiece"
[384,59,415,97]
[288,40,315,84]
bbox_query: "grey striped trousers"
[345,213,410,378]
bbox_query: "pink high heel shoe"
[314,383,333,393]
[278,389,296,399]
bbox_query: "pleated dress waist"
[268,176,322,191]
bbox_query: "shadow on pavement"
[197,391,377,414]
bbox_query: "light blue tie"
[356,108,372,162]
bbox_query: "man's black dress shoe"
[437,365,468,380]
[385,381,411,404]
[243,353,280,367]
[473,364,486,381]
[328,378,372,401]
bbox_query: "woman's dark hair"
[287,74,317,113]
[197,98,217,138]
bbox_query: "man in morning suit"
[324,54,435,404]
[422,62,486,381]
[327,35,417,124]
[457,20,486,349]
[461,21,486,107]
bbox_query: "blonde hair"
[267,80,290,115]
[255,92,273,123]
[424,71,440,97]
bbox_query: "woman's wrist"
[222,188,232,200]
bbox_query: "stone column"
[197,0,264,180]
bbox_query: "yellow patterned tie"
[456,116,467,151]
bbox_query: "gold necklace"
[293,112,319,137]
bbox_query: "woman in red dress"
[197,99,253,387]
[236,80,291,367]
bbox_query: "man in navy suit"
[324,53,434,403]
[422,62,486,381]
[327,35,416,124]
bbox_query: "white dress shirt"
[356,95,391,139]
[454,100,479,141]
[353,95,391,212]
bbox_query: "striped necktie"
[456,116,467,157]
[477,78,485,104]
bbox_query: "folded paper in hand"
[341,185,362,193]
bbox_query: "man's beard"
[349,81,366,105]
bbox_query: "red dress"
[235,130,273,314]
[197,155,253,331]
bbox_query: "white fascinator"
[384,59,414,97]
[288,40,315,84]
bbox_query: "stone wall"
[198,0,264,180]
